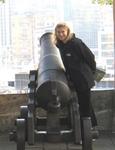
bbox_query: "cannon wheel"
[68,91,81,144]
[20,105,28,140]
[16,118,26,150]
[81,117,92,150]
[20,105,28,119]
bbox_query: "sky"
[12,0,93,13]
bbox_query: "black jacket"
[56,34,96,91]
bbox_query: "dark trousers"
[76,89,97,127]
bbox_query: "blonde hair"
[54,22,73,44]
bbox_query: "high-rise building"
[0,0,114,91]
[0,0,12,66]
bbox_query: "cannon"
[9,32,96,150]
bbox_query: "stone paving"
[0,133,115,150]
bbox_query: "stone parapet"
[0,89,115,133]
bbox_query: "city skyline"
[0,0,114,92]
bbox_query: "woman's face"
[56,27,68,42]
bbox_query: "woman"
[53,22,97,128]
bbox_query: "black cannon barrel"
[36,32,71,109]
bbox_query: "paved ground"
[0,132,115,150]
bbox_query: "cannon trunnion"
[9,33,98,150]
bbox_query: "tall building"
[0,0,114,91]
[63,1,113,79]
[0,0,12,67]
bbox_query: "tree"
[92,0,113,5]
[0,0,5,3]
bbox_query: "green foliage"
[0,0,5,3]
[92,0,113,5]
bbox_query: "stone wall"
[91,89,115,132]
[0,94,27,132]
[0,90,115,133]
